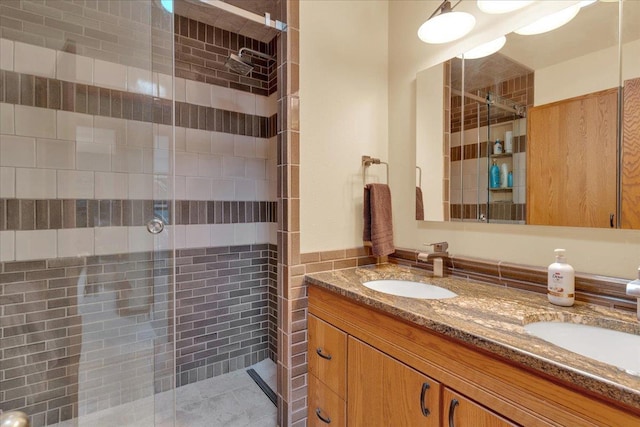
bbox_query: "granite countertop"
[305,263,640,410]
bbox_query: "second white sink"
[363,280,457,299]
[524,321,640,375]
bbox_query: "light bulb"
[514,4,581,36]
[418,11,476,44]
[477,1,533,14]
[457,36,507,59]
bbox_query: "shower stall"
[448,56,531,224]
[0,0,281,425]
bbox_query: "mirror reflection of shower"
[225,47,275,75]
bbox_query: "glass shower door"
[0,1,175,426]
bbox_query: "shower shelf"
[489,188,513,192]
[490,153,513,159]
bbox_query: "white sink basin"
[362,280,457,299]
[524,322,640,374]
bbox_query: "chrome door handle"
[146,218,165,234]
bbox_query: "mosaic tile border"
[0,70,277,138]
[0,199,277,230]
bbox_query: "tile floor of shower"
[50,359,277,427]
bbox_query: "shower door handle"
[146,218,165,234]
[0,411,30,427]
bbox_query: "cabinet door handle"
[316,408,331,424]
[448,399,459,427]
[610,213,614,228]
[420,382,431,416]
[316,347,332,360]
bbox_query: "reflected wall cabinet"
[527,88,618,227]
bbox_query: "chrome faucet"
[626,268,640,321]
[419,242,449,260]
[417,242,449,277]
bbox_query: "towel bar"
[362,155,389,186]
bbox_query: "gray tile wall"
[0,0,173,73]
[174,244,277,387]
[0,243,277,427]
[174,15,278,96]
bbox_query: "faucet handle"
[424,242,448,252]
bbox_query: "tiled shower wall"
[0,1,278,425]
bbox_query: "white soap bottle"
[547,249,575,306]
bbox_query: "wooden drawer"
[309,313,347,398]
[308,374,346,427]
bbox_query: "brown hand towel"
[416,186,424,220]
[363,183,394,257]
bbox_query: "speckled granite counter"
[305,263,640,410]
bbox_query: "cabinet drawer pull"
[316,347,332,360]
[448,399,459,427]
[316,408,332,424]
[420,382,431,416]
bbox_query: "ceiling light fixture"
[457,36,507,59]
[477,0,533,14]
[418,1,476,44]
[514,4,581,36]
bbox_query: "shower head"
[225,53,254,76]
[224,48,275,76]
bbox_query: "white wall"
[300,0,389,253]
[299,1,640,278]
[535,39,640,105]
[389,2,640,279]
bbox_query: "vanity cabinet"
[348,337,440,426]
[308,285,640,427]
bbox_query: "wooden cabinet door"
[444,388,518,427]
[309,314,347,398]
[527,88,617,227]
[348,337,440,427]
[622,77,640,229]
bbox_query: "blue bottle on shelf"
[490,160,500,189]
[507,171,513,188]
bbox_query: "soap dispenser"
[547,249,575,307]
[490,160,500,189]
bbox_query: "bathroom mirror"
[416,0,640,228]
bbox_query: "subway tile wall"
[0,244,277,426]
[446,67,532,223]
[451,72,534,134]
[449,120,527,223]
[174,15,278,96]
[0,36,278,261]
[0,2,280,425]
[0,0,174,74]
